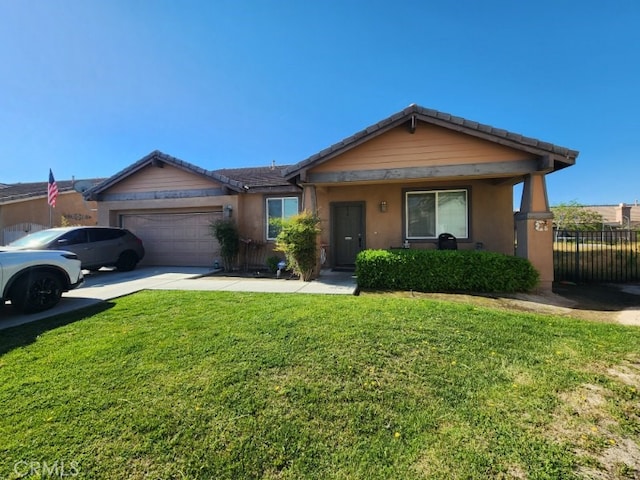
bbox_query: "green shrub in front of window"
[267,197,299,240]
[355,249,539,293]
[274,211,321,281]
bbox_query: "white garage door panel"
[122,212,222,266]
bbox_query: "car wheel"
[12,271,64,313]
[116,251,138,271]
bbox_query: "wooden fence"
[553,230,639,283]
[1,223,47,245]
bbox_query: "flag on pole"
[48,169,59,208]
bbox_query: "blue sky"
[1,0,638,206]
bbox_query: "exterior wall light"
[224,204,233,218]
[379,201,388,213]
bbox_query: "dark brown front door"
[332,202,365,269]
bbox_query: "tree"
[551,201,603,232]
[274,211,321,281]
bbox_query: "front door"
[332,202,365,269]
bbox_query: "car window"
[89,229,125,242]
[8,229,64,248]
[59,229,88,246]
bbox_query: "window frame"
[404,188,470,241]
[266,196,300,241]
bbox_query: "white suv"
[0,249,84,313]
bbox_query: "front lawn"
[1,291,639,479]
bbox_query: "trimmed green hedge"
[356,249,539,293]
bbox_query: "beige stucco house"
[85,104,578,291]
[0,179,100,245]
[574,203,640,229]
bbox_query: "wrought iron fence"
[553,229,640,283]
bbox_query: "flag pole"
[47,168,59,227]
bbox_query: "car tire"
[116,251,138,272]
[12,271,64,313]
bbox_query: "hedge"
[355,249,539,293]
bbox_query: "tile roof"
[214,165,298,192]
[284,104,579,179]
[25,104,580,201]
[84,151,300,199]
[84,150,248,200]
[0,178,104,204]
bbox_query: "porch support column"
[300,183,322,280]
[515,173,554,292]
[301,184,317,214]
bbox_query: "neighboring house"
[85,104,578,291]
[580,203,640,229]
[0,179,101,245]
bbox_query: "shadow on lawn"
[0,302,115,356]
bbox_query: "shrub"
[210,220,240,271]
[356,249,539,293]
[274,211,321,281]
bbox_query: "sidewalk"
[158,270,358,295]
[1,268,358,330]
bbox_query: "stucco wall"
[1,191,97,229]
[309,180,514,266]
[235,193,304,264]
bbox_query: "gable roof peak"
[284,104,579,179]
[84,150,246,200]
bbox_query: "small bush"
[210,220,240,271]
[274,211,321,281]
[356,249,539,293]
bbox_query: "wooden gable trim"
[413,115,569,166]
[85,150,245,200]
[98,187,231,202]
[306,159,540,184]
[285,105,579,181]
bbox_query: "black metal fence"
[553,229,640,283]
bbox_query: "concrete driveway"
[0,267,358,330]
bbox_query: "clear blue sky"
[1,0,638,206]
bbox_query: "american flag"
[48,169,59,208]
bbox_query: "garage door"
[121,212,222,267]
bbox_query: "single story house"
[0,179,101,245]
[85,104,578,291]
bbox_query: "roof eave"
[284,104,579,180]
[84,150,244,200]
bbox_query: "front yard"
[1,291,639,479]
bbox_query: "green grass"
[1,291,639,479]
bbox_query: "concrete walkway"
[0,267,358,330]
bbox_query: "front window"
[267,197,299,240]
[406,189,468,239]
